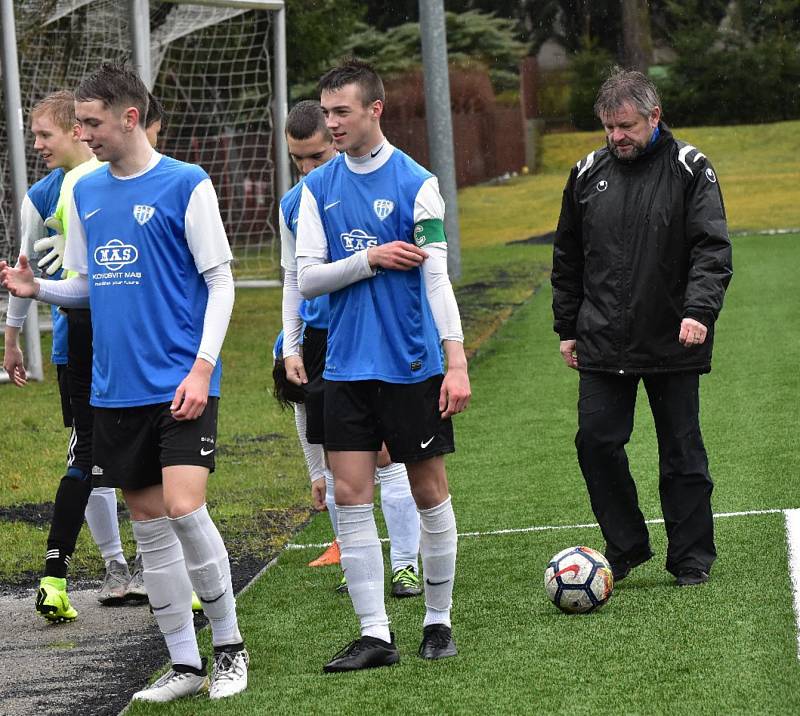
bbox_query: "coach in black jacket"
[551,68,732,587]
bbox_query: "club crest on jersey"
[94,239,139,271]
[340,228,378,253]
[373,199,395,221]
[133,204,155,225]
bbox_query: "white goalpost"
[0,0,287,383]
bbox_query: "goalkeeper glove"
[33,216,65,276]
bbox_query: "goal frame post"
[129,0,289,201]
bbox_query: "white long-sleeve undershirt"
[281,268,305,359]
[35,275,90,308]
[6,195,49,328]
[297,250,375,299]
[197,261,234,367]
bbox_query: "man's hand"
[3,329,27,387]
[679,318,708,347]
[439,365,471,418]
[311,476,327,511]
[559,339,579,369]
[367,241,427,271]
[171,358,213,421]
[0,256,38,298]
[284,354,308,386]
[33,216,65,276]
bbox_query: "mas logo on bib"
[94,239,139,271]
[373,199,394,221]
[133,204,155,226]
[340,229,378,252]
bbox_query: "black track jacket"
[551,124,733,375]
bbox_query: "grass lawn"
[127,231,800,715]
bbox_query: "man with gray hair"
[551,67,732,587]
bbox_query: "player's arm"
[293,403,327,510]
[1,194,89,309]
[279,206,306,385]
[3,194,46,385]
[415,177,471,419]
[295,184,375,298]
[171,178,235,421]
[295,184,427,297]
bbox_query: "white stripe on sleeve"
[185,179,234,275]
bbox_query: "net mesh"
[0,0,278,278]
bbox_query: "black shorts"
[323,376,455,463]
[302,326,328,445]
[92,398,219,490]
[56,364,72,428]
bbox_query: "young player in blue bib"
[296,60,471,672]
[280,101,423,596]
[1,64,247,702]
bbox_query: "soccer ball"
[544,546,614,614]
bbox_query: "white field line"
[784,509,800,660]
[286,507,789,550]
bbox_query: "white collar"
[344,141,394,174]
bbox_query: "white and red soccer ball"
[544,545,614,613]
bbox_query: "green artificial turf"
[128,232,800,715]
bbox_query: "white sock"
[169,504,242,648]
[85,487,125,566]
[132,517,200,669]
[324,468,338,538]
[337,503,390,642]
[377,463,420,572]
[164,619,203,670]
[419,495,457,628]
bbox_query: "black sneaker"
[323,634,399,673]
[607,549,654,583]
[391,566,423,598]
[418,624,457,660]
[676,568,709,587]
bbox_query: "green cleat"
[391,566,423,598]
[335,574,348,594]
[192,591,203,614]
[36,576,78,623]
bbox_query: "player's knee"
[164,498,204,520]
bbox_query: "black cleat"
[323,634,399,673]
[676,568,709,587]
[418,624,457,660]
[610,563,630,582]
[606,549,654,583]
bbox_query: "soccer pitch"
[126,231,800,715]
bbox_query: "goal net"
[0,0,279,278]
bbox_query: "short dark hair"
[31,91,76,132]
[594,66,661,119]
[75,63,149,127]
[145,92,167,131]
[286,100,330,141]
[318,58,385,107]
